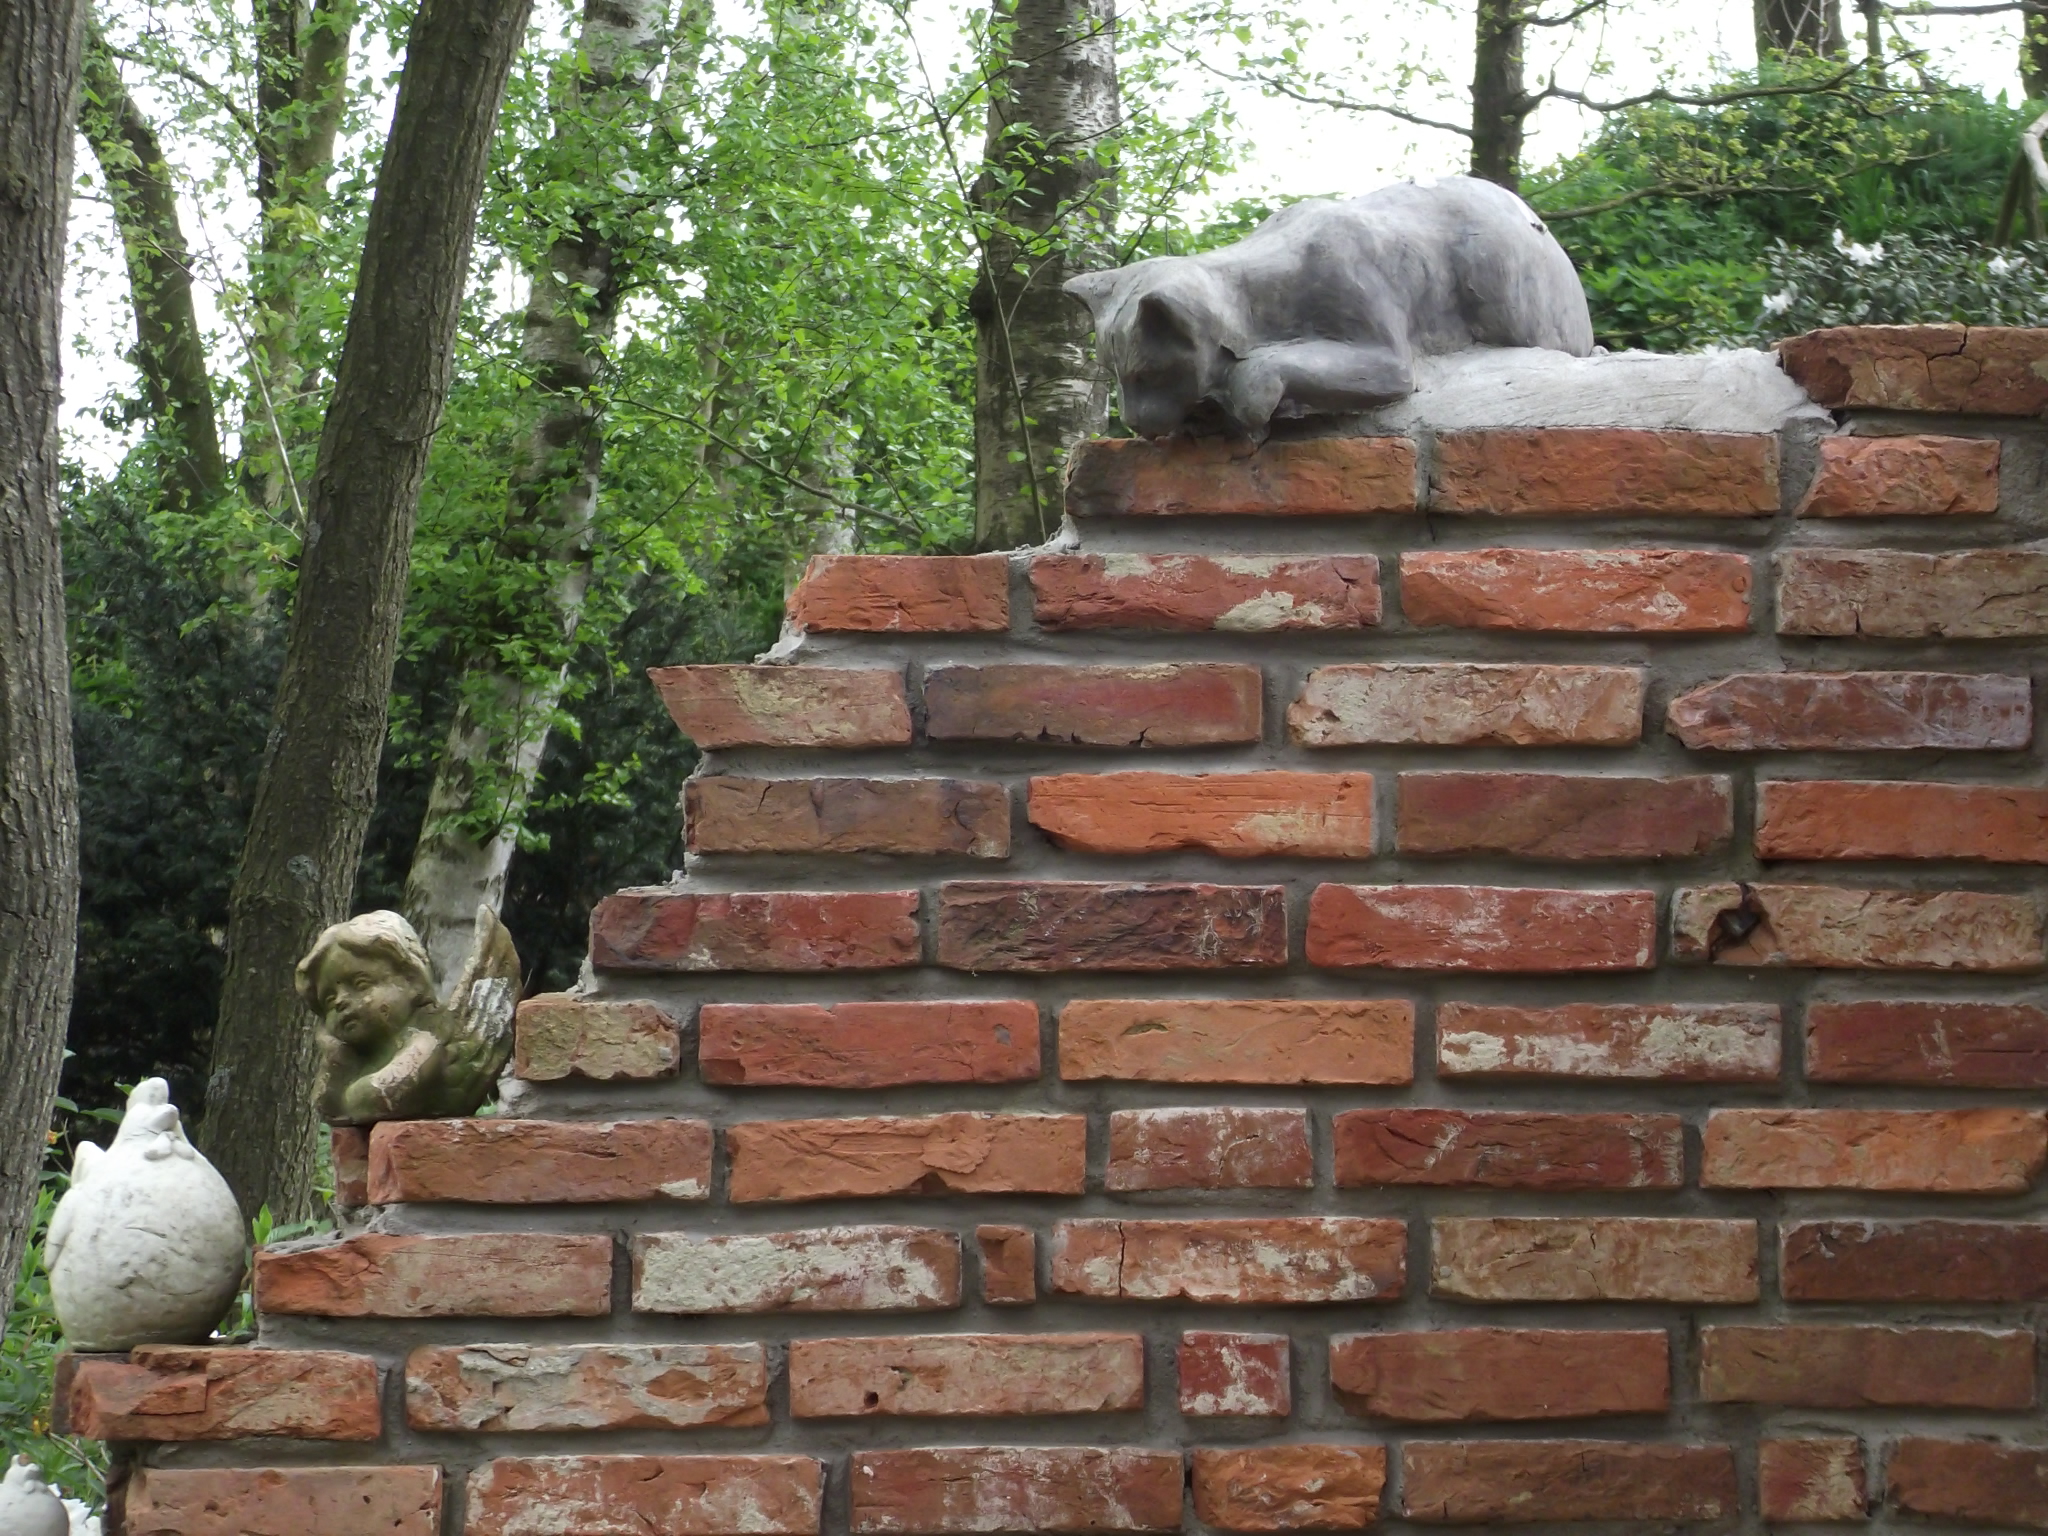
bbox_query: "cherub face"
[313,950,418,1048]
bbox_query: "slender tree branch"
[1240,71,1474,136]
[1533,59,1868,112]
[107,43,257,134]
[1525,0,1610,26]
[1888,1,2045,12]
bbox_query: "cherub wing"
[433,905,520,1108]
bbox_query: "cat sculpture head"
[1064,261,1239,438]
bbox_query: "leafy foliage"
[1744,230,2048,338]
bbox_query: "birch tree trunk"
[0,0,84,1306]
[970,0,1117,551]
[1470,0,1527,190]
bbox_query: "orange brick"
[590,888,921,972]
[1700,1325,2034,1409]
[1334,1109,1681,1190]
[465,1456,822,1536]
[1065,433,1416,516]
[1757,779,2048,863]
[1308,884,1656,972]
[1798,433,2000,516]
[1401,1441,1737,1523]
[1029,772,1374,857]
[1668,669,2031,751]
[924,663,1261,746]
[255,1233,611,1319]
[1431,427,1778,515]
[1702,1108,2047,1192]
[405,1343,769,1431]
[787,553,1009,632]
[632,1227,960,1314]
[1178,1331,1290,1417]
[788,1333,1143,1417]
[1290,662,1642,747]
[648,664,908,748]
[725,1114,1086,1203]
[1760,1438,1867,1523]
[1888,1439,2048,1527]
[1431,1217,1758,1303]
[1782,1219,2048,1303]
[1400,547,1751,632]
[1192,1446,1386,1531]
[1672,882,2044,972]
[1059,998,1414,1085]
[368,1117,710,1203]
[57,1347,380,1441]
[1435,1001,1781,1083]
[514,994,681,1081]
[120,1467,442,1536]
[851,1447,1183,1534]
[1051,1217,1404,1304]
[977,1225,1035,1305]
[1777,548,2048,638]
[1806,1000,2048,1087]
[939,881,1287,971]
[1397,771,1729,859]
[1330,1329,1669,1422]
[1778,323,2048,413]
[330,1125,369,1206]
[1107,1107,1312,1190]
[698,1001,1039,1088]
[1032,553,1381,630]
[686,776,1009,858]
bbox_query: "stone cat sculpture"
[1064,175,1594,440]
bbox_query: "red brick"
[1758,779,2048,863]
[1703,1107,2047,1192]
[1672,882,2044,972]
[1401,547,1751,632]
[1700,1325,2034,1409]
[1668,669,2032,751]
[1178,1331,1290,1417]
[850,1447,1183,1534]
[1330,1329,1668,1422]
[1760,1438,1866,1523]
[255,1233,611,1319]
[1779,323,2048,413]
[1782,1219,2048,1302]
[1060,998,1414,1085]
[789,1333,1143,1417]
[686,777,1009,858]
[1401,1441,1737,1523]
[591,888,921,972]
[1432,1217,1758,1303]
[1397,771,1729,859]
[788,553,1009,633]
[1051,1217,1404,1304]
[1888,1439,2048,1528]
[1029,772,1374,858]
[1778,548,2048,638]
[699,1001,1039,1088]
[1432,427,1778,515]
[1806,999,2048,1087]
[330,1126,369,1206]
[939,881,1287,972]
[465,1456,822,1536]
[1334,1109,1681,1190]
[121,1467,442,1536]
[924,663,1261,746]
[1065,433,1417,516]
[648,664,909,748]
[978,1225,1035,1305]
[1436,1001,1781,1083]
[1032,553,1381,631]
[1308,884,1655,972]
[633,1227,960,1314]
[1289,662,1643,747]
[368,1117,711,1204]
[1798,432,2001,515]
[1107,1107,1312,1190]
[1191,1446,1386,1531]
[406,1343,769,1431]
[726,1113,1086,1203]
[57,1347,379,1441]
[514,994,681,1081]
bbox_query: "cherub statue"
[298,904,520,1124]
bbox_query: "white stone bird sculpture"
[0,1457,69,1536]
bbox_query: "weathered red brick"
[1798,432,2001,516]
[1700,1325,2034,1409]
[1191,1447,1386,1531]
[1758,779,2048,863]
[789,1333,1143,1417]
[1782,1219,2048,1302]
[1401,1441,1737,1523]
[938,881,1287,971]
[924,663,1261,746]
[1178,1331,1290,1417]
[1107,1107,1312,1190]
[121,1467,442,1536]
[57,1346,379,1441]
[1334,1109,1681,1190]
[514,994,681,1081]
[1759,1438,1866,1524]
[255,1233,611,1319]
[1779,323,2048,413]
[1806,999,2048,1087]
[978,1225,1035,1305]
[648,665,909,748]
[1703,1107,2047,1192]
[699,1001,1039,1088]
[1888,1439,2048,1528]
[686,776,1009,858]
[788,553,1009,633]
[1432,1217,1758,1303]
[330,1126,369,1206]
[1051,1218,1404,1304]
[406,1343,769,1431]
[1667,669,2032,750]
[466,1456,822,1536]
[1065,433,1416,517]
[850,1447,1184,1534]
[368,1117,711,1204]
[1778,548,2048,638]
[1031,553,1382,631]
[1396,771,1729,858]
[726,1114,1086,1203]
[1431,427,1778,515]
[1309,884,1656,972]
[1330,1329,1668,1422]
[1672,882,2044,972]
[1289,662,1643,747]
[1029,772,1374,858]
[632,1227,960,1314]
[1060,998,1414,1085]
[1435,1001,1781,1083]
[591,888,921,972]
[1400,547,1751,632]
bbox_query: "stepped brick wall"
[69,324,2048,1535]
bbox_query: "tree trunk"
[0,0,85,1306]
[202,0,532,1222]
[970,0,1117,551]
[1470,0,1526,190]
[1755,0,1845,56]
